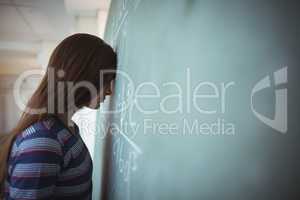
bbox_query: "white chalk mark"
[133,0,141,10]
[119,130,143,154]
[113,10,129,45]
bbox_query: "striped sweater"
[4,115,93,200]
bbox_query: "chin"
[92,104,101,110]
[85,102,101,110]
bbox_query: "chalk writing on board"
[133,0,141,10]
[112,133,142,183]
[106,2,143,199]
[110,77,142,183]
[111,0,142,48]
[112,10,129,47]
[111,134,140,200]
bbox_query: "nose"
[105,81,114,96]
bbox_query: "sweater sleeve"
[8,135,63,200]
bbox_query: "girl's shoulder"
[8,117,65,165]
[14,116,64,145]
[13,116,81,158]
[13,116,79,156]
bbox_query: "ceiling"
[0,0,110,74]
[0,0,74,43]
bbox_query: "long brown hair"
[0,33,117,196]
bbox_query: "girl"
[0,33,117,199]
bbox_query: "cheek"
[97,91,106,103]
[87,95,102,109]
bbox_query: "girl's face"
[88,80,114,109]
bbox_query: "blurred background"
[0,0,111,159]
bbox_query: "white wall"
[0,74,40,133]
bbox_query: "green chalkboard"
[96,0,300,199]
